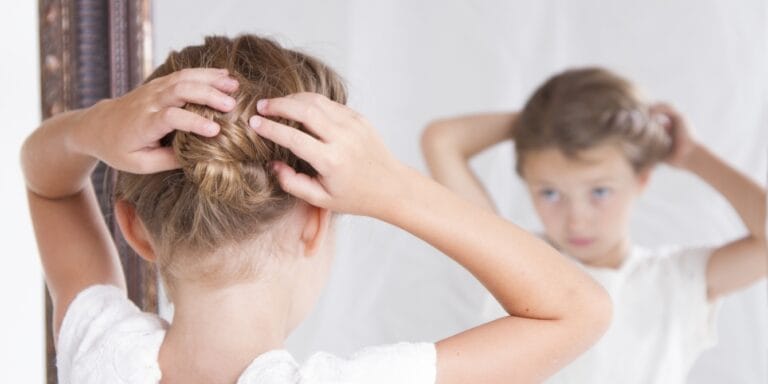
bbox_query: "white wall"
[0,2,45,382]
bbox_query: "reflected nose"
[565,201,592,234]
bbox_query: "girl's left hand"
[650,102,699,169]
[74,67,239,174]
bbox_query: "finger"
[272,161,331,207]
[278,92,366,132]
[648,103,675,129]
[285,93,367,131]
[286,92,350,116]
[212,75,240,93]
[651,103,680,119]
[652,113,672,131]
[133,147,181,174]
[168,67,231,86]
[159,81,237,112]
[250,115,327,171]
[153,107,220,138]
[255,95,334,140]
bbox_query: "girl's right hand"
[249,93,406,217]
[75,68,239,174]
[649,102,699,169]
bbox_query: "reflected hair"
[514,67,672,176]
[113,35,346,290]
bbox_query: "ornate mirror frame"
[38,1,155,381]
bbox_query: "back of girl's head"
[114,35,346,291]
[514,67,671,176]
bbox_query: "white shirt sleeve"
[668,246,721,355]
[56,284,166,384]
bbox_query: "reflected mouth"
[567,237,595,247]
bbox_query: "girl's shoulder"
[627,244,718,288]
[632,244,717,267]
[238,343,436,384]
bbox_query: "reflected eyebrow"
[529,183,562,191]
[587,177,617,184]
[528,177,618,187]
[527,178,555,187]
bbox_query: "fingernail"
[225,78,239,88]
[257,99,268,112]
[223,97,236,108]
[249,116,262,129]
[206,122,220,135]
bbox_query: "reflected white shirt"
[484,245,720,384]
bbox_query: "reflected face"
[521,144,648,266]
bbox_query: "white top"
[483,245,721,384]
[57,285,437,384]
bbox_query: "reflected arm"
[421,112,518,213]
[684,144,768,299]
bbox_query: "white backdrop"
[1,2,44,382]
[163,0,766,382]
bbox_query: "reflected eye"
[539,189,561,203]
[591,187,612,200]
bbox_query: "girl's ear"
[115,200,158,262]
[299,203,332,257]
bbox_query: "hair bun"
[172,108,277,207]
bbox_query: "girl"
[22,35,610,383]
[421,67,767,383]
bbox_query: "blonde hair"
[514,67,671,175]
[114,35,346,290]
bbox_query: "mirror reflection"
[150,1,766,383]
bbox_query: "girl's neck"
[158,280,292,383]
[584,237,632,269]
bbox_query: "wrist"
[369,162,425,224]
[22,107,101,198]
[681,143,710,173]
[66,101,109,160]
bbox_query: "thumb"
[140,147,181,173]
[271,161,331,208]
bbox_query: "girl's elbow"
[577,285,614,339]
[755,234,767,251]
[421,120,450,153]
[20,133,40,190]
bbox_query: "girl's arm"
[653,103,767,300]
[421,113,517,212]
[252,94,612,384]
[21,68,238,343]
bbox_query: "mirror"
[53,1,761,383]
[153,0,768,383]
